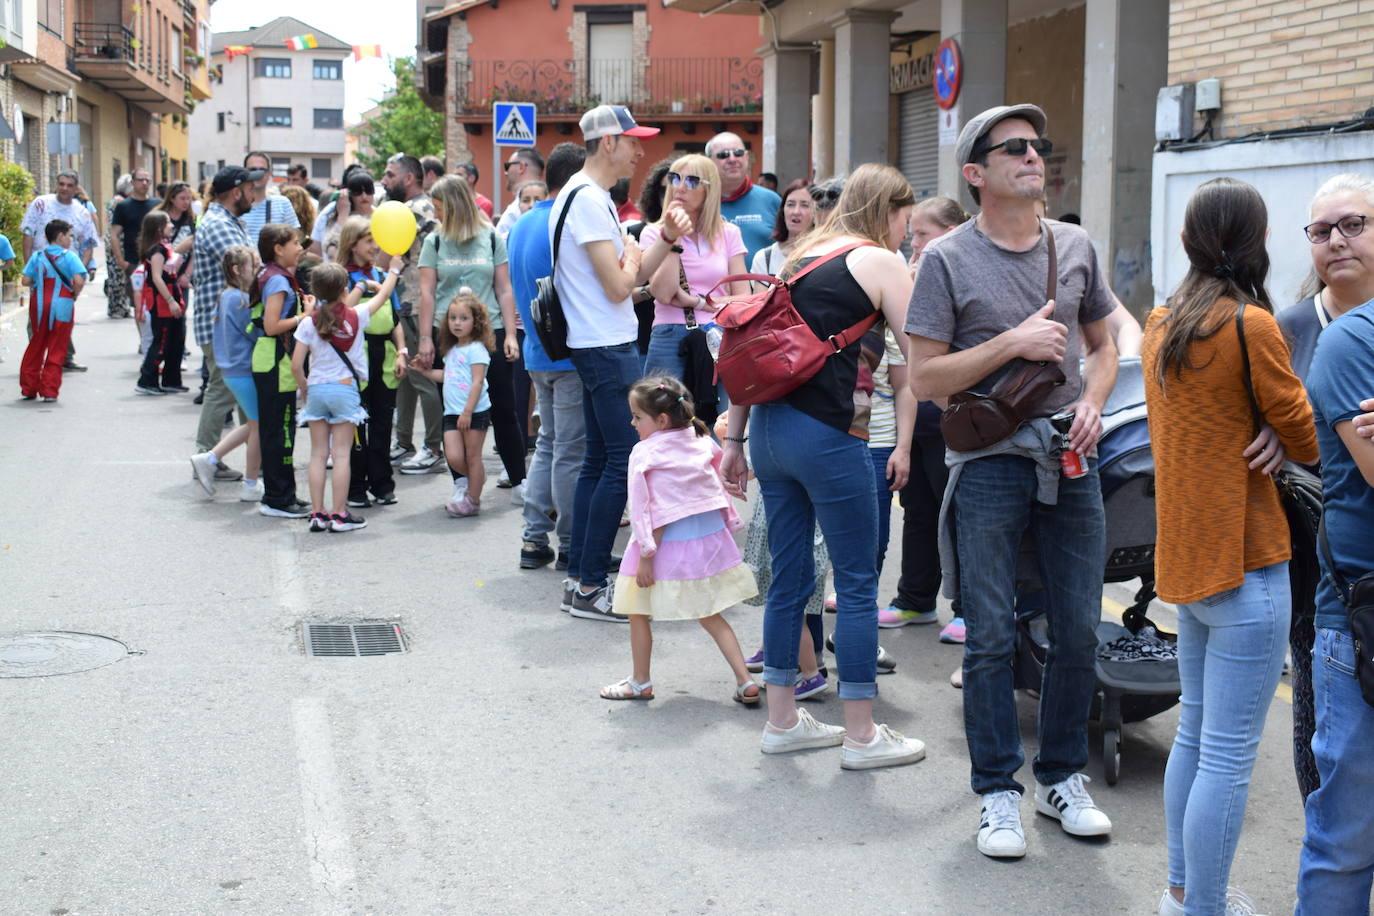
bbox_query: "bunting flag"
[283,34,318,50]
[352,44,382,62]
[224,45,252,61]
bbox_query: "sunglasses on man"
[982,137,1054,158]
[668,172,708,190]
[713,149,746,160]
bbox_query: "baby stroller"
[1012,357,1181,785]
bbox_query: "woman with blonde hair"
[281,184,318,248]
[636,153,750,383]
[417,175,526,503]
[719,163,926,769]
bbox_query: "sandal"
[733,679,762,706]
[600,677,653,700]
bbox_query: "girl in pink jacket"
[600,376,760,704]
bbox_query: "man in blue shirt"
[507,142,588,572]
[706,131,781,262]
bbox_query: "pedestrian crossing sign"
[493,102,537,146]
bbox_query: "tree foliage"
[356,57,444,175]
[0,161,36,282]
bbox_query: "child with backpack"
[291,262,399,532]
[253,224,315,519]
[418,289,494,518]
[19,219,87,402]
[135,210,188,395]
[337,215,409,508]
[598,376,760,703]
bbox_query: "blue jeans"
[644,323,690,382]
[567,343,641,589]
[869,445,895,577]
[955,454,1104,794]
[751,403,878,699]
[1163,563,1289,914]
[522,369,585,552]
[1296,626,1374,914]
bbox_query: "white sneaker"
[189,452,216,495]
[400,446,443,474]
[1034,773,1112,837]
[978,790,1026,858]
[239,479,264,502]
[759,708,845,754]
[444,479,468,517]
[1158,888,1267,916]
[840,724,926,770]
[511,482,526,506]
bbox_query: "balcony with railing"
[74,22,189,113]
[458,57,763,117]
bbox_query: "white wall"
[189,49,347,176]
[1151,133,1374,308]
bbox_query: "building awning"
[662,0,758,14]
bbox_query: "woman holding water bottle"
[636,153,750,383]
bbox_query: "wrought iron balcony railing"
[74,23,135,63]
[460,57,763,116]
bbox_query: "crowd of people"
[11,98,1374,915]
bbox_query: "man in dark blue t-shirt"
[507,142,587,573]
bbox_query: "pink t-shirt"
[640,221,746,326]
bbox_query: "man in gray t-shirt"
[905,104,1118,861]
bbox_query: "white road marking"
[292,696,358,914]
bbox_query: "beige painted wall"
[1005,4,1085,218]
[77,83,134,207]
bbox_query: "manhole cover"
[0,632,134,678]
[303,622,405,657]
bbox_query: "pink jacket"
[627,427,743,555]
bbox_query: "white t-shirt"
[294,302,377,386]
[549,172,636,349]
[496,199,521,238]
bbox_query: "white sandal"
[733,680,762,705]
[600,677,653,700]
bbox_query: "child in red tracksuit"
[20,219,87,402]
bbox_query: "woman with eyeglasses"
[637,154,750,384]
[1290,173,1374,913]
[749,178,816,278]
[1141,177,1317,916]
[317,170,377,262]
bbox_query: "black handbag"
[529,185,587,363]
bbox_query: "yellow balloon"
[371,200,417,256]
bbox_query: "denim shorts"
[300,382,366,425]
[223,375,259,422]
[443,410,491,432]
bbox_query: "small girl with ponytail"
[600,375,760,704]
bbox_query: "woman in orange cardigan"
[1142,177,1318,916]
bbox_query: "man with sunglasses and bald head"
[905,104,1118,861]
[705,131,780,262]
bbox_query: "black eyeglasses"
[982,137,1054,158]
[1304,214,1368,244]
[667,172,706,190]
[504,160,522,171]
[713,149,746,160]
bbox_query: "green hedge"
[0,161,35,283]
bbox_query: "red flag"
[224,45,252,62]
[352,44,382,62]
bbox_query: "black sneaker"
[329,512,367,532]
[63,360,88,372]
[371,492,398,506]
[520,541,556,570]
[162,384,190,393]
[347,496,372,508]
[193,391,205,405]
[260,502,310,519]
[135,385,167,395]
[569,583,628,623]
[555,551,570,571]
[308,512,330,532]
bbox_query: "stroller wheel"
[1103,728,1122,786]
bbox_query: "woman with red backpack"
[134,210,188,395]
[718,163,926,770]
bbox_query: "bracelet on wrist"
[661,234,677,245]
[724,435,748,444]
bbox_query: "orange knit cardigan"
[1141,299,1318,605]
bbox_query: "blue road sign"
[493,102,537,146]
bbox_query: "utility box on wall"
[1156,84,1195,142]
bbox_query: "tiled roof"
[212,16,350,53]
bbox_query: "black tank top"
[781,252,876,436]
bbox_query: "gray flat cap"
[956,104,1048,166]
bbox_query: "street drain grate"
[303,622,405,657]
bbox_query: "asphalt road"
[0,278,1312,915]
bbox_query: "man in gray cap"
[905,104,1118,859]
